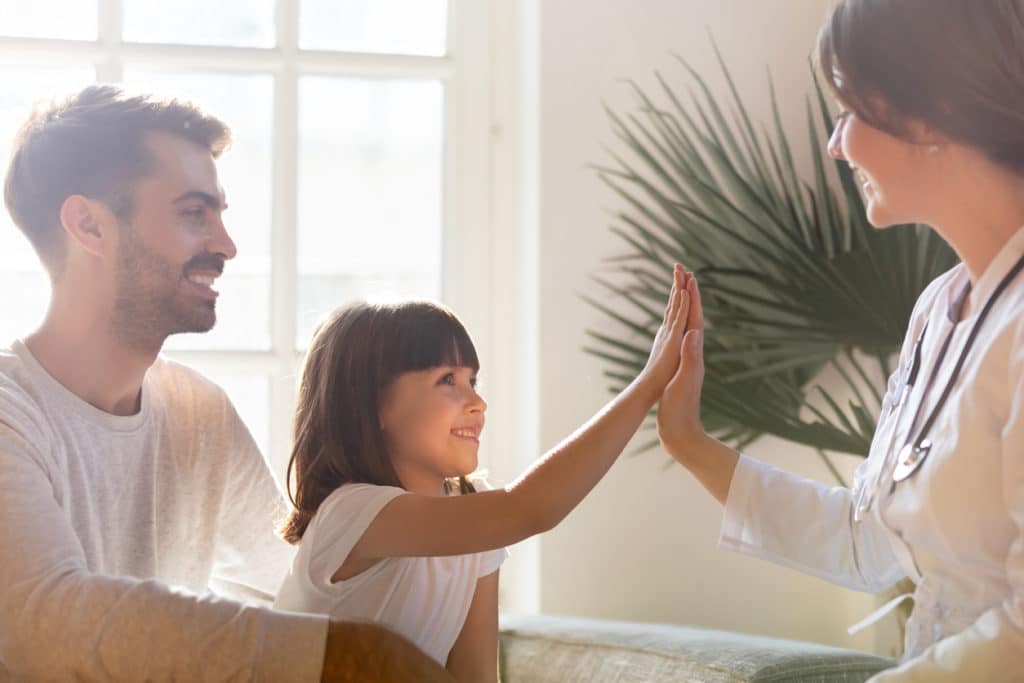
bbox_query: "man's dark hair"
[3,84,231,276]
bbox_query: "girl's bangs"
[384,302,480,374]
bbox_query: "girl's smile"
[451,424,483,443]
[380,365,487,495]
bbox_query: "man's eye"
[181,207,205,221]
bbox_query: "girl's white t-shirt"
[273,482,508,665]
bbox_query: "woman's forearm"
[666,433,740,506]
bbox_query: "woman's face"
[827,103,939,228]
[378,365,486,495]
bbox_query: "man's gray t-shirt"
[0,341,327,681]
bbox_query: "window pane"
[124,69,274,350]
[123,0,275,48]
[0,66,95,345]
[297,77,443,348]
[0,1,97,40]
[300,0,447,56]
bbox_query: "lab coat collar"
[963,224,1024,322]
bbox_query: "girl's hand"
[637,264,692,396]
[657,271,706,460]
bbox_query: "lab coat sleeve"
[719,454,905,594]
[717,268,956,594]
[867,323,1024,682]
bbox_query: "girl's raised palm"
[640,264,692,391]
[657,270,706,456]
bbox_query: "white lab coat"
[720,226,1024,681]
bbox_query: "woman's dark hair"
[817,0,1024,173]
[278,300,480,544]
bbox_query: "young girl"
[274,264,699,681]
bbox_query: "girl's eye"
[439,373,456,386]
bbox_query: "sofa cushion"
[499,615,895,682]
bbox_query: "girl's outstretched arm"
[347,265,696,562]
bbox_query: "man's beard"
[112,225,223,354]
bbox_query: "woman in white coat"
[658,0,1024,679]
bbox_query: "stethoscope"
[853,251,1024,523]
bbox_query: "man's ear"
[58,195,115,259]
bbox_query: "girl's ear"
[377,385,393,432]
[377,373,413,433]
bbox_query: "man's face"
[113,131,236,349]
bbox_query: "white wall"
[528,0,890,654]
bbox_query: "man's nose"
[209,216,237,261]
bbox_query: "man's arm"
[322,621,455,683]
[0,421,328,682]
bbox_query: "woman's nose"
[827,126,846,161]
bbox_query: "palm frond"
[584,46,958,481]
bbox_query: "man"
[0,85,451,682]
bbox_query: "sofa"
[498,615,895,682]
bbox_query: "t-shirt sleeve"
[307,484,407,587]
[467,476,509,577]
[478,546,508,578]
[209,396,297,605]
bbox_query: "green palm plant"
[585,47,958,484]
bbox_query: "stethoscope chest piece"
[893,439,932,482]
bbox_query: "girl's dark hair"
[817,0,1024,173]
[279,300,480,544]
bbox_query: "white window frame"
[0,0,541,613]
[0,0,488,470]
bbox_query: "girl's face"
[827,103,941,228]
[379,365,486,496]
